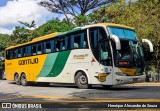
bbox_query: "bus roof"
[6,23,134,50]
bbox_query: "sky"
[0,0,64,35]
[0,0,137,35]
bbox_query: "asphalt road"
[0,80,160,110]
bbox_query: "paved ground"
[0,80,160,110]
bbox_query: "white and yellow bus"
[5,23,153,88]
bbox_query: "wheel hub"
[79,75,87,85]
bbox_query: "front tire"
[20,74,28,86]
[75,71,91,89]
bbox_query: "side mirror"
[141,39,153,52]
[110,35,121,50]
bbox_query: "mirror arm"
[141,39,153,52]
[110,35,121,50]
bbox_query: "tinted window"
[89,27,112,66]
[71,30,88,49]
[55,39,60,51]
[18,48,21,57]
[13,49,17,59]
[6,50,10,59]
[37,43,42,54]
[22,47,26,57]
[31,45,36,55]
[108,27,137,40]
[90,27,106,49]
[99,41,112,66]
[10,50,13,59]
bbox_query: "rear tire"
[2,71,6,80]
[20,73,28,86]
[75,71,91,89]
[14,74,20,85]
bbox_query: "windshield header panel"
[108,27,138,40]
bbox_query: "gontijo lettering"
[18,58,38,65]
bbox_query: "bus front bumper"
[113,74,146,85]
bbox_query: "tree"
[0,34,11,55]
[39,0,113,23]
[36,18,75,36]
[19,20,36,28]
[10,20,38,45]
[11,26,32,44]
[89,0,160,69]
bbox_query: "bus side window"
[45,41,51,53]
[10,50,13,59]
[37,43,42,54]
[70,35,74,49]
[13,49,17,59]
[22,47,26,57]
[51,40,54,53]
[81,31,88,48]
[89,30,98,49]
[99,27,106,40]
[31,45,36,55]
[55,39,60,52]
[73,34,80,49]
[27,46,31,56]
[65,36,68,50]
[18,48,21,57]
[65,36,71,50]
[60,38,65,50]
[6,50,10,59]
[89,28,106,49]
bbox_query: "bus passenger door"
[89,27,113,85]
[98,40,113,85]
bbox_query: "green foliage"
[150,65,156,72]
[74,15,89,26]
[0,61,4,71]
[11,26,31,44]
[19,20,36,28]
[0,34,11,55]
[36,18,75,37]
[8,18,75,46]
[89,0,160,68]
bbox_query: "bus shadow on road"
[91,85,143,91]
[8,81,149,91]
[8,81,145,90]
[8,81,78,88]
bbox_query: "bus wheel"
[20,74,28,86]
[75,71,91,89]
[14,74,20,85]
[102,85,112,89]
[2,71,6,80]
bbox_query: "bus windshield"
[112,40,144,68]
[108,26,145,68]
[108,27,137,40]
